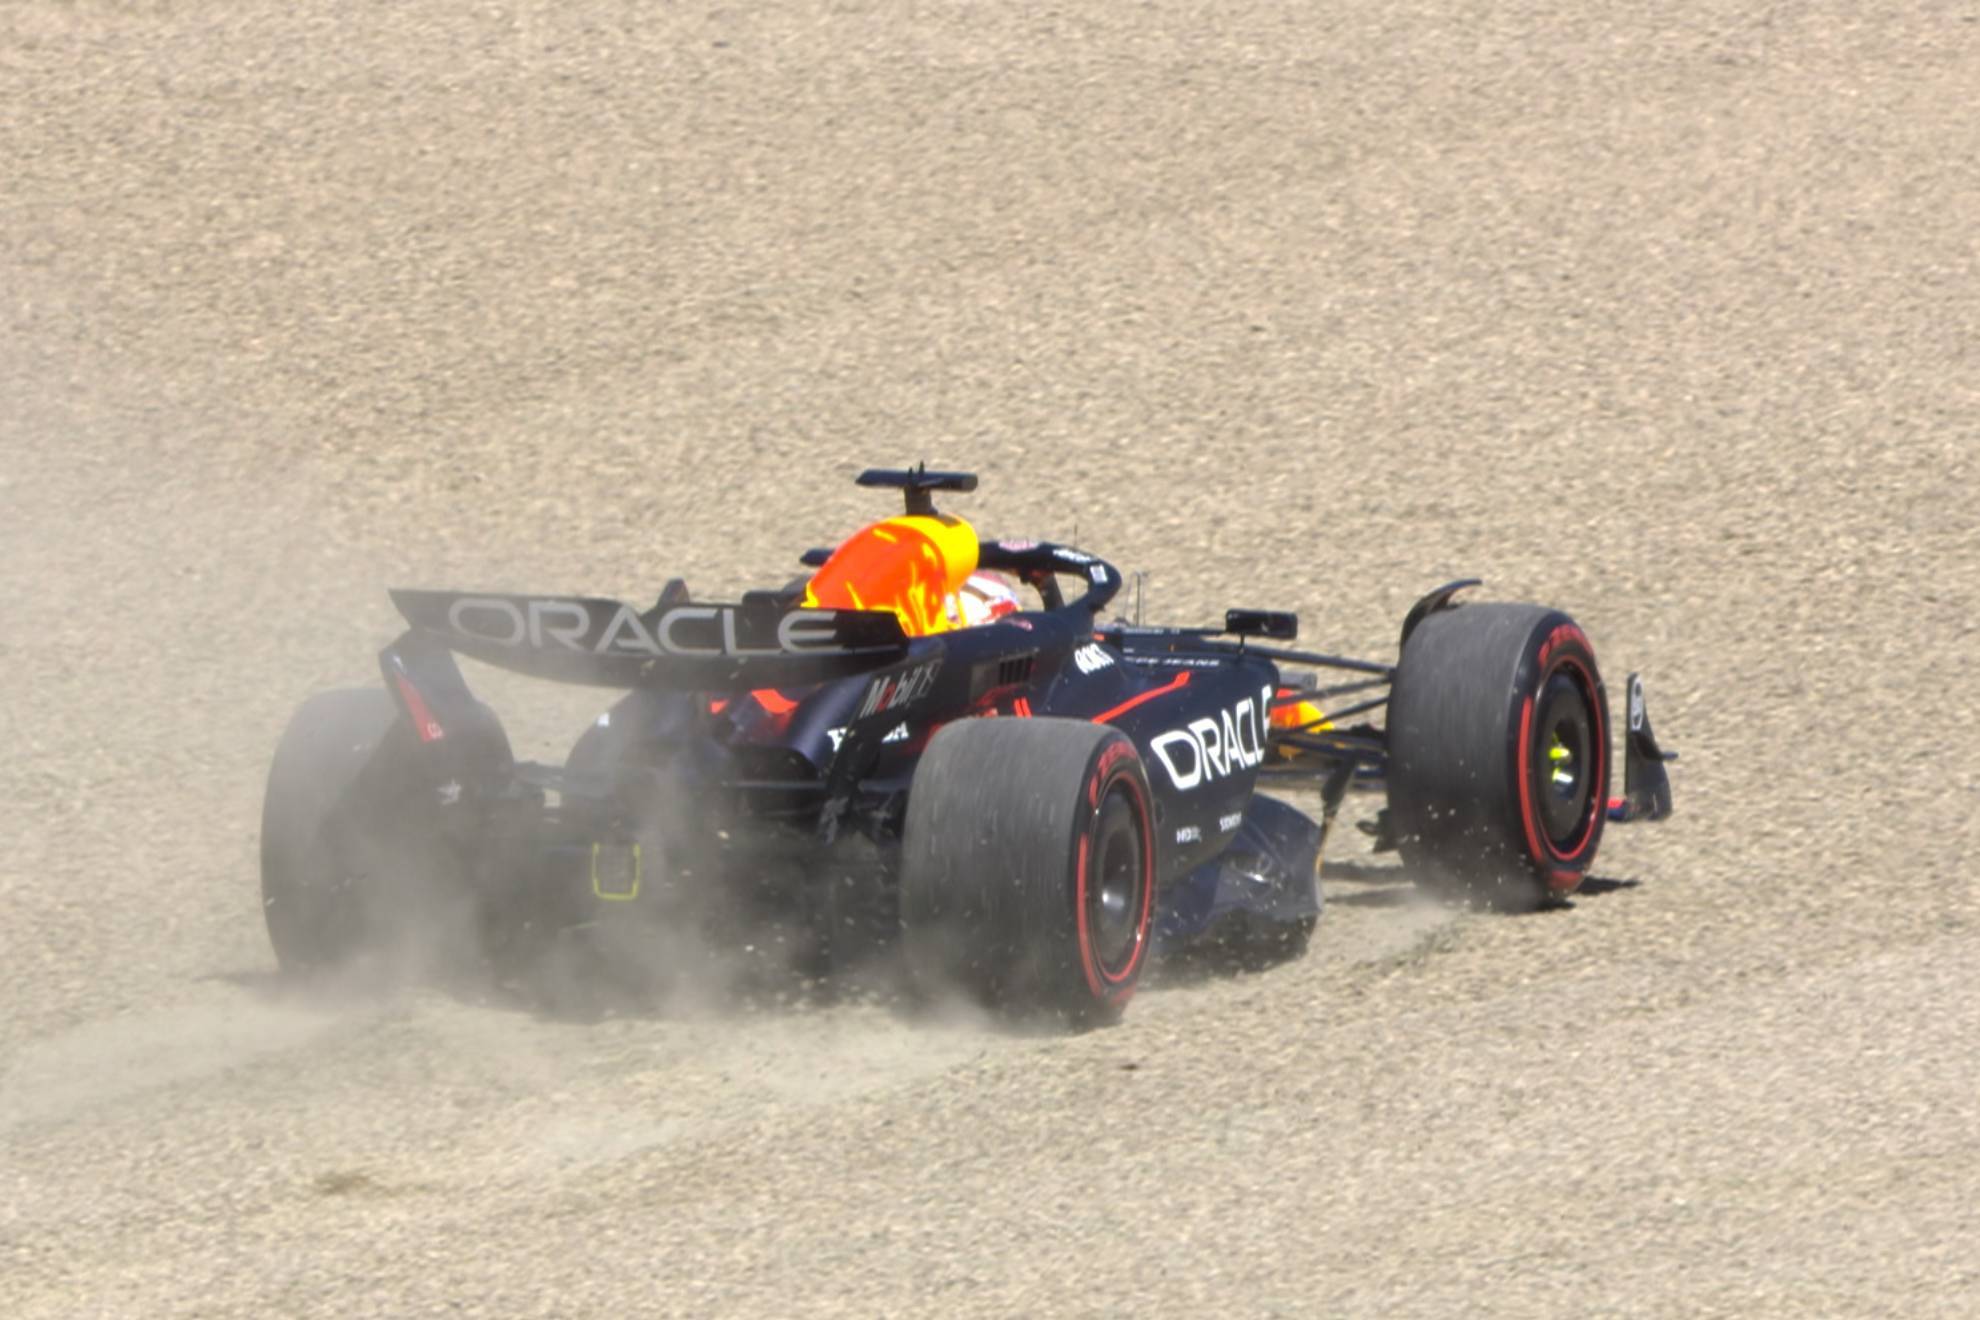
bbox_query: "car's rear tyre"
[1386,603,1610,911]
[900,718,1156,1025]
[260,689,466,975]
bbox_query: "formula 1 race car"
[261,467,1675,1022]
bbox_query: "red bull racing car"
[261,467,1676,1022]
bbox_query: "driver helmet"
[954,571,1022,628]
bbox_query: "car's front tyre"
[1386,603,1611,910]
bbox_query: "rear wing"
[387,589,911,690]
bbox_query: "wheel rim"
[1087,785,1147,979]
[1533,671,1594,848]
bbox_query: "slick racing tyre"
[900,718,1156,1025]
[260,689,467,974]
[1386,603,1610,911]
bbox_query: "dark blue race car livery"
[261,467,1676,1023]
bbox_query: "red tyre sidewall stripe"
[1091,739,1135,808]
[1075,744,1156,1005]
[1076,833,1099,997]
[1518,627,1607,890]
[1516,693,1548,875]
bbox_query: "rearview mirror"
[1223,609,1298,640]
